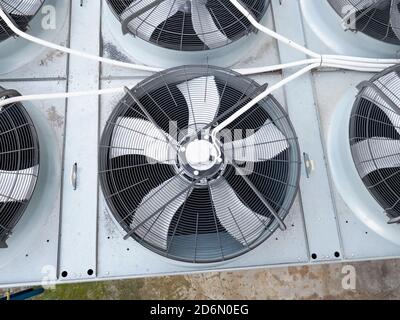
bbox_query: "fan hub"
[177,136,224,181]
[185,139,217,171]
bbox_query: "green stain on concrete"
[37,276,192,300]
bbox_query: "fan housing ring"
[99,65,301,263]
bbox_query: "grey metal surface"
[272,0,342,262]
[58,0,100,282]
[0,0,70,78]
[2,0,400,289]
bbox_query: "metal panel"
[272,0,342,262]
[0,0,71,79]
[3,0,400,289]
[58,0,101,281]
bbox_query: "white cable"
[212,63,319,139]
[0,7,335,76]
[0,9,162,73]
[229,0,321,59]
[208,0,399,135]
[0,1,397,129]
[229,0,400,71]
[324,54,400,64]
[0,87,125,109]
[236,58,320,75]
[0,5,395,75]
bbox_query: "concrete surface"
[2,259,400,300]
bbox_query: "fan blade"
[210,178,270,246]
[191,1,230,49]
[177,76,220,134]
[110,117,176,164]
[224,120,289,162]
[1,0,42,16]
[131,176,192,250]
[0,166,38,202]
[363,82,400,136]
[121,0,183,40]
[352,137,400,178]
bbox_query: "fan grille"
[328,0,400,45]
[106,0,270,51]
[0,0,44,43]
[0,88,39,247]
[350,65,400,222]
[99,66,300,263]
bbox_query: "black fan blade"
[100,154,176,228]
[223,151,291,219]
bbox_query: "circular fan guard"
[350,65,400,223]
[106,0,270,52]
[0,0,44,43]
[0,87,39,248]
[99,66,300,263]
[328,0,400,45]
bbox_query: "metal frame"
[2,0,400,288]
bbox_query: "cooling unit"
[328,64,400,247]
[99,65,301,263]
[5,0,400,289]
[0,87,39,248]
[300,0,400,58]
[103,0,272,68]
[350,64,400,224]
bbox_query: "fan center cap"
[185,140,217,171]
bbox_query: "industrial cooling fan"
[328,0,400,45]
[99,66,300,263]
[350,65,400,224]
[0,0,44,42]
[106,0,270,51]
[0,87,39,248]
